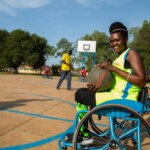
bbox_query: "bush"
[51,65,61,76]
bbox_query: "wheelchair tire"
[73,104,150,150]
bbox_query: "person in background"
[42,65,51,79]
[56,50,73,90]
[80,67,87,80]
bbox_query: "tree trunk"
[146,70,150,83]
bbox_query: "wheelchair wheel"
[73,104,150,150]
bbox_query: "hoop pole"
[81,52,96,68]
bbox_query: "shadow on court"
[0,98,54,110]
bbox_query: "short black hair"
[109,22,128,38]
[68,49,72,55]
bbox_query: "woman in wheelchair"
[73,22,146,145]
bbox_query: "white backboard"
[77,41,96,53]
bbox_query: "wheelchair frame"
[58,87,150,150]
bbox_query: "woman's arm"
[125,49,146,87]
[97,50,146,87]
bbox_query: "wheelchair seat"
[99,99,146,114]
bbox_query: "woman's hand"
[95,61,113,71]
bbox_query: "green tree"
[24,33,51,68]
[130,20,150,69]
[2,29,53,72]
[92,31,110,63]
[129,27,140,44]
[55,38,76,67]
[4,29,31,72]
[56,38,74,57]
[0,30,9,69]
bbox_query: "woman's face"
[110,32,127,53]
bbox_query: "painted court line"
[0,108,74,123]
[25,93,75,107]
[0,125,74,150]
[0,94,75,149]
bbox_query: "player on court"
[71,22,146,144]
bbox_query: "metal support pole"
[81,52,96,68]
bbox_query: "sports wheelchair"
[58,87,150,150]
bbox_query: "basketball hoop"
[77,41,96,68]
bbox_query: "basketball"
[87,68,114,92]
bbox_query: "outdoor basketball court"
[0,74,87,150]
[0,41,95,150]
[0,74,150,150]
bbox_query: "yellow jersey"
[61,53,71,71]
[96,48,141,105]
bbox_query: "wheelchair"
[58,87,150,150]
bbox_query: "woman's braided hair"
[109,22,128,38]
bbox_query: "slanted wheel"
[73,104,150,150]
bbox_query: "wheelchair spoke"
[73,104,150,150]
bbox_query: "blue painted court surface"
[0,74,87,150]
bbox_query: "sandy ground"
[0,74,87,150]
[0,74,149,150]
